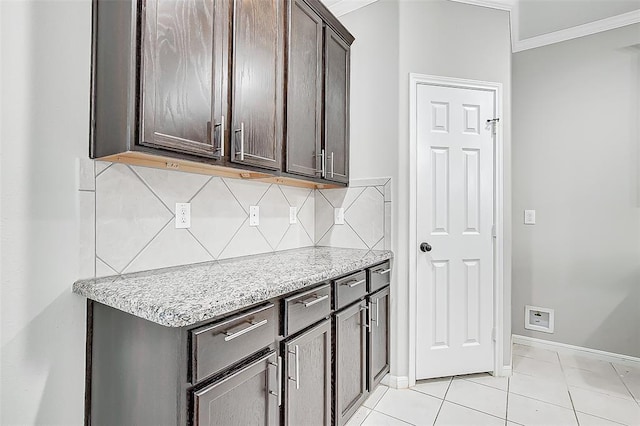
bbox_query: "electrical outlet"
[334,207,344,225]
[524,209,536,225]
[175,203,191,229]
[289,206,297,224]
[249,206,259,226]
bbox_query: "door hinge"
[492,225,496,239]
[492,328,497,342]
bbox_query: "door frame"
[408,73,507,385]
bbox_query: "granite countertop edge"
[73,247,393,328]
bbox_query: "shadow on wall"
[584,267,640,358]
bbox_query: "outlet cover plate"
[524,209,536,225]
[249,206,259,226]
[334,208,345,225]
[175,203,191,229]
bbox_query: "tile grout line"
[432,376,453,425]
[610,362,640,405]
[119,218,173,273]
[186,229,217,261]
[95,255,119,276]
[505,374,510,426]
[344,219,372,250]
[297,190,315,244]
[128,165,174,216]
[556,351,581,426]
[187,176,215,203]
[217,217,249,259]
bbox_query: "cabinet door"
[141,0,228,158]
[230,0,284,170]
[285,0,323,178]
[323,27,350,184]
[284,320,331,426]
[192,351,279,426]
[368,287,390,390]
[334,300,367,426]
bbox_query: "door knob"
[420,242,432,252]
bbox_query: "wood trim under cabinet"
[97,151,344,189]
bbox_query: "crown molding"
[327,0,379,17]
[513,9,640,52]
[449,0,514,12]
[449,0,640,53]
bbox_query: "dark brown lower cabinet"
[191,351,280,426]
[334,300,368,426]
[368,287,390,389]
[284,319,332,426]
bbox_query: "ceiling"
[322,0,640,52]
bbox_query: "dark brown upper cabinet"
[230,0,285,171]
[286,0,323,178]
[90,0,353,189]
[323,26,350,184]
[140,0,229,159]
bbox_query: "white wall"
[512,24,640,357]
[1,0,91,423]
[342,0,513,382]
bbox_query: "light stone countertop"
[73,247,393,327]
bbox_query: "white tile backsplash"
[84,161,390,276]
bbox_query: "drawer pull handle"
[223,319,268,342]
[344,279,365,288]
[373,268,391,275]
[372,298,379,328]
[298,294,329,308]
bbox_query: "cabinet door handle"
[298,294,329,308]
[373,268,391,275]
[223,318,267,341]
[343,279,365,288]
[214,115,225,157]
[234,122,244,161]
[361,305,369,329]
[372,298,379,328]
[288,345,300,390]
[330,152,334,178]
[315,150,325,177]
[268,355,282,407]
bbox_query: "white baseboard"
[513,334,640,367]
[493,365,512,378]
[384,375,409,389]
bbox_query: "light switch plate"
[334,207,345,225]
[175,203,191,229]
[524,209,536,225]
[249,206,259,226]
[289,206,297,224]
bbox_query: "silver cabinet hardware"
[343,279,365,288]
[234,122,244,161]
[215,115,225,156]
[330,152,334,178]
[268,355,282,406]
[288,345,300,390]
[223,319,268,342]
[373,268,391,275]
[298,294,329,308]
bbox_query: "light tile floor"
[347,344,640,426]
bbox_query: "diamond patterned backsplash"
[77,159,390,278]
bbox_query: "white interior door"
[415,83,495,379]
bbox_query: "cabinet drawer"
[368,261,391,293]
[284,284,331,337]
[191,303,276,384]
[334,271,366,311]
